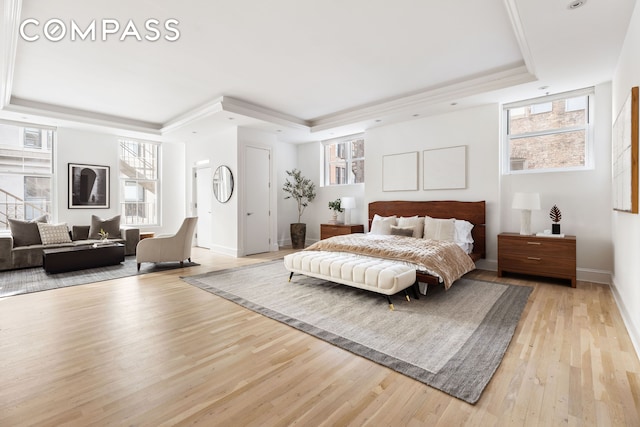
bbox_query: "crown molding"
[161,96,225,134]
[4,98,163,134]
[220,97,310,131]
[309,64,536,132]
[1,0,21,109]
[503,0,536,76]
[161,95,310,134]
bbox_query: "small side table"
[320,224,364,240]
[497,232,576,287]
[139,232,155,240]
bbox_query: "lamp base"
[520,210,533,235]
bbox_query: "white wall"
[293,141,365,245]
[364,104,501,269]
[184,126,238,255]
[500,83,613,284]
[55,128,186,234]
[611,0,640,356]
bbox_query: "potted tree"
[283,169,316,249]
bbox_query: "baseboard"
[610,277,640,361]
[577,268,611,285]
[208,244,238,257]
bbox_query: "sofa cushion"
[89,215,121,239]
[8,215,48,247]
[72,225,90,241]
[37,222,72,245]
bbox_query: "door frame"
[192,162,212,249]
[240,143,275,256]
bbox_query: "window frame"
[118,138,160,226]
[322,133,365,186]
[502,87,595,175]
[0,120,55,226]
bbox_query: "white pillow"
[37,222,72,245]
[369,214,397,235]
[423,217,455,241]
[454,219,474,243]
[397,216,424,238]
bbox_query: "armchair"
[136,217,198,271]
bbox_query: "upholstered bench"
[284,250,418,310]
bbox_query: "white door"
[244,146,271,255]
[195,167,212,249]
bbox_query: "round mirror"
[213,165,234,203]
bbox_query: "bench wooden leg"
[385,296,394,311]
[288,272,294,282]
[404,290,411,302]
[412,281,420,300]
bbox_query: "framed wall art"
[68,163,110,209]
[612,86,638,213]
[382,151,419,191]
[423,145,467,190]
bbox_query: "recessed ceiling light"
[538,85,549,90]
[228,117,235,120]
[276,129,282,133]
[192,131,197,134]
[375,119,382,123]
[413,114,420,117]
[450,102,458,106]
[568,0,586,9]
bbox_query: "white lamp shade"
[340,197,356,210]
[512,192,540,210]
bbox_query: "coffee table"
[42,243,125,273]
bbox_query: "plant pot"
[290,223,306,249]
[328,212,339,224]
[552,223,561,234]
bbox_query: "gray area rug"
[182,260,533,404]
[0,257,199,298]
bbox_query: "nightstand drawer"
[498,236,575,258]
[498,253,576,278]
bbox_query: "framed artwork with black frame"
[68,163,110,209]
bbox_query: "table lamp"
[340,197,356,224]
[512,192,540,235]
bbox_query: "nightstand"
[497,232,576,287]
[320,224,364,240]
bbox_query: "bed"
[367,200,486,286]
[284,200,486,301]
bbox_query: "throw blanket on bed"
[305,234,476,289]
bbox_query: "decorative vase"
[290,223,306,249]
[329,212,338,224]
[552,223,561,234]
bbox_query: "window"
[504,88,593,173]
[323,133,365,186]
[0,122,54,228]
[119,138,159,226]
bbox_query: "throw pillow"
[397,216,424,238]
[37,222,72,245]
[88,215,121,239]
[72,225,90,241]
[8,214,48,247]
[390,225,414,237]
[369,214,397,235]
[423,217,456,241]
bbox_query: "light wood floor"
[1,247,639,426]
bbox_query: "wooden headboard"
[368,200,486,260]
